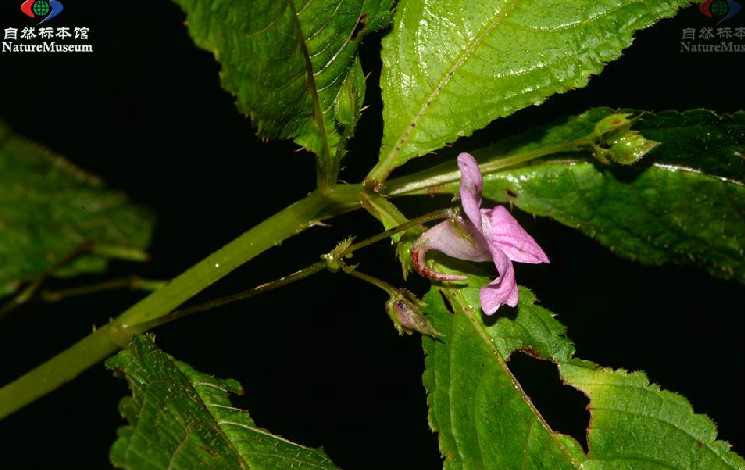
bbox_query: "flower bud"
[385,289,441,337]
[592,113,659,165]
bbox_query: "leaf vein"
[381,0,524,166]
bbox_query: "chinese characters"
[4,26,89,41]
[680,26,745,52]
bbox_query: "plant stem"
[346,208,454,253]
[0,128,600,419]
[1,134,569,419]
[360,192,410,229]
[0,243,92,320]
[0,324,132,421]
[0,188,360,420]
[344,269,398,296]
[381,140,591,197]
[126,206,453,331]
[39,276,166,303]
[90,245,150,262]
[117,191,332,326]
[125,262,327,333]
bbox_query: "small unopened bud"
[594,113,634,135]
[592,113,659,165]
[385,289,441,337]
[604,131,659,165]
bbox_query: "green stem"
[127,206,454,331]
[125,262,327,333]
[0,188,360,420]
[360,192,409,229]
[0,324,132,421]
[90,245,150,262]
[381,139,592,197]
[344,269,398,296]
[346,207,454,253]
[0,128,598,419]
[118,191,329,326]
[0,133,579,418]
[0,243,92,320]
[39,277,166,303]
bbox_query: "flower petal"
[411,219,491,282]
[457,152,484,233]
[480,246,519,315]
[488,206,549,264]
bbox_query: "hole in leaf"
[507,352,589,452]
[438,290,454,314]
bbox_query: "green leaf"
[0,121,154,299]
[631,109,745,180]
[560,360,745,470]
[423,281,583,470]
[422,278,744,469]
[172,0,394,187]
[367,0,691,184]
[106,335,340,470]
[387,109,745,283]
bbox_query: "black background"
[0,2,744,469]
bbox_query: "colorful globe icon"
[31,0,50,17]
[710,0,730,16]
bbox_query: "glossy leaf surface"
[370,0,691,182]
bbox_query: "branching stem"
[0,243,92,320]
[124,206,454,332]
[124,262,327,333]
[0,188,358,420]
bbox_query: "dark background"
[1,2,744,469]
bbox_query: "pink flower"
[411,152,549,314]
